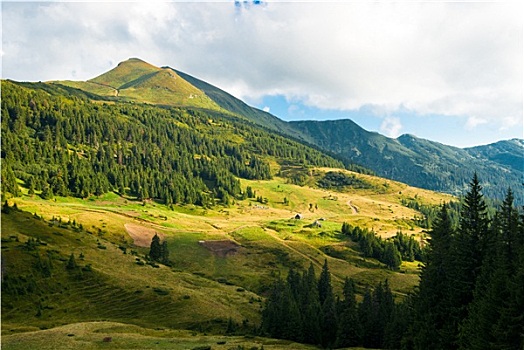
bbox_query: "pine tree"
[382,242,401,270]
[280,284,303,342]
[318,259,333,306]
[412,204,455,349]
[447,174,490,347]
[336,277,361,347]
[300,264,321,345]
[149,233,162,261]
[459,188,523,349]
[320,290,338,348]
[66,253,77,270]
[358,287,375,348]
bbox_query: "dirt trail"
[347,200,359,214]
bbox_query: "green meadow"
[2,168,452,348]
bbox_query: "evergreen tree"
[280,284,303,342]
[412,204,455,349]
[66,253,77,270]
[358,287,376,348]
[459,188,523,349]
[336,277,361,348]
[1,163,21,198]
[382,242,401,270]
[300,264,322,345]
[318,259,333,306]
[446,174,490,347]
[320,290,338,348]
[149,233,162,261]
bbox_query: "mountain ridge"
[290,119,523,204]
[42,58,524,203]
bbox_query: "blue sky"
[2,1,523,147]
[248,94,505,148]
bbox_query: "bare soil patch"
[124,223,164,247]
[199,240,240,257]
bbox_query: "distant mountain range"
[53,58,524,204]
[290,120,523,203]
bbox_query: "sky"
[2,1,523,148]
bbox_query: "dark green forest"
[341,223,424,269]
[1,80,345,205]
[262,176,524,349]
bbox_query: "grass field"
[2,168,453,348]
[1,321,325,350]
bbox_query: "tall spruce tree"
[412,204,455,349]
[318,259,333,306]
[317,260,337,347]
[300,264,322,345]
[336,277,361,348]
[447,174,490,347]
[149,233,162,261]
[459,188,523,349]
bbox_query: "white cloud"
[263,106,270,113]
[465,116,488,130]
[380,116,403,138]
[2,1,522,139]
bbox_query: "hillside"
[172,68,309,141]
[289,119,524,204]
[3,58,523,348]
[2,162,452,339]
[55,58,221,110]
[465,138,524,173]
[2,74,461,347]
[50,58,523,204]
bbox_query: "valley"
[2,167,450,349]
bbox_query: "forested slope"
[1,80,344,205]
[289,119,524,204]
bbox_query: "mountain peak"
[122,57,148,63]
[89,58,160,89]
[49,58,221,110]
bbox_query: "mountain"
[55,58,221,110]
[3,58,523,348]
[48,58,524,203]
[465,138,524,173]
[289,119,524,204]
[54,58,306,140]
[2,76,448,345]
[171,68,308,140]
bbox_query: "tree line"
[341,223,423,269]
[262,175,524,349]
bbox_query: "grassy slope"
[1,321,325,350]
[172,68,310,142]
[1,209,261,330]
[2,168,452,348]
[54,58,221,110]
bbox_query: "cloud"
[465,116,488,130]
[2,1,522,137]
[380,116,403,138]
[262,106,270,113]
